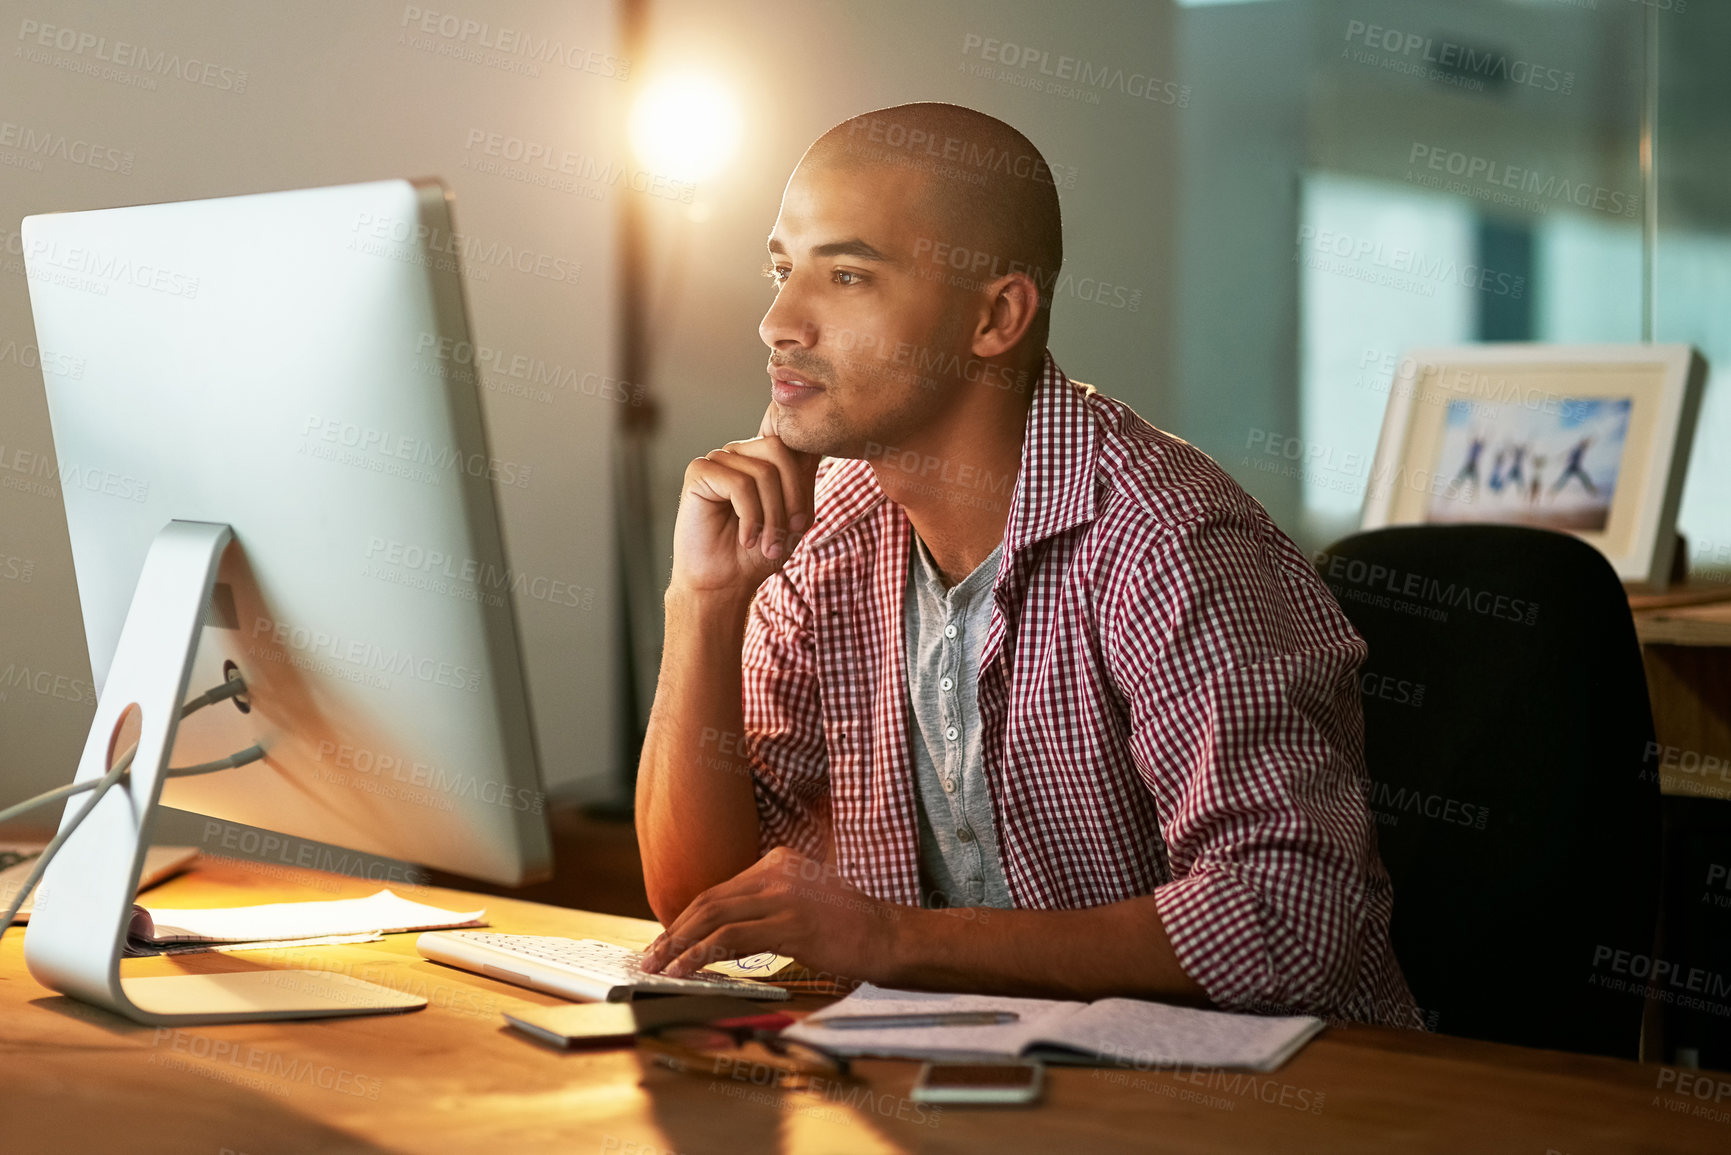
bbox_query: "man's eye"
[761,262,790,287]
[833,269,864,286]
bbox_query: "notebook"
[784,984,1325,1072]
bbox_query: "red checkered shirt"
[742,352,1420,1027]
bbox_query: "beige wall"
[0,1,625,812]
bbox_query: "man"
[636,102,1419,1027]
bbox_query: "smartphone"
[910,1061,1044,1105]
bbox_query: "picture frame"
[1360,343,1708,590]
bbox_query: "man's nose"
[759,286,818,349]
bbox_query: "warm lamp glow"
[629,74,741,184]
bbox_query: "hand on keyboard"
[640,847,901,984]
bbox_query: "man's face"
[759,161,972,456]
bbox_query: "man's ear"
[970,272,1041,359]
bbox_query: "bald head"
[802,103,1063,346]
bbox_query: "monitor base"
[22,520,427,1025]
[120,971,424,1024]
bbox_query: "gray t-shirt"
[904,532,1013,910]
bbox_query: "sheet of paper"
[135,889,485,945]
[782,983,1085,1060]
[123,932,386,958]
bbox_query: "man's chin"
[771,410,833,456]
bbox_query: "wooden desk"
[1632,590,1731,800]
[3,858,1728,1154]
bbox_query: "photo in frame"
[1360,344,1708,589]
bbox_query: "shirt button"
[944,624,958,639]
[943,776,957,793]
[940,676,954,692]
[945,725,959,741]
[957,826,974,842]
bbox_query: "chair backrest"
[1317,524,1659,1059]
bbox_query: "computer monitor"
[20,178,552,1023]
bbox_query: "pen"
[808,1011,1020,1030]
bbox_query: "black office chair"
[1317,524,1660,1060]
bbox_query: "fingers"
[643,892,775,975]
[757,402,821,490]
[705,447,789,558]
[685,412,822,566]
[727,438,820,544]
[684,456,769,554]
[657,918,787,979]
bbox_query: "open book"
[783,984,1325,1072]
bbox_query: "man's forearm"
[635,587,764,922]
[878,894,1210,1004]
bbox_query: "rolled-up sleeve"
[741,566,831,861]
[1108,504,1382,1018]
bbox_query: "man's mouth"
[769,365,825,404]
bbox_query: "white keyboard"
[415,931,790,1003]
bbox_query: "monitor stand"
[22,520,427,1024]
